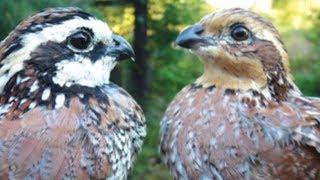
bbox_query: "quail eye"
[231,25,250,41]
[67,30,92,51]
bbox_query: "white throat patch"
[53,55,116,88]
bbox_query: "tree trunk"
[130,0,148,106]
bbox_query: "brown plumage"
[0,7,145,179]
[160,8,320,179]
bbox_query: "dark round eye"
[231,25,250,41]
[68,30,92,50]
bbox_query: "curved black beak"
[107,34,135,61]
[175,24,205,49]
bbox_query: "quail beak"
[175,24,209,49]
[107,34,135,61]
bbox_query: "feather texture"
[161,85,320,179]
[0,83,145,179]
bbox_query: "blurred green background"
[0,0,319,179]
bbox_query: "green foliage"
[271,0,320,96]
[148,0,209,102]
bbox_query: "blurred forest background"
[0,0,319,179]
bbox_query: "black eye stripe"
[79,27,94,37]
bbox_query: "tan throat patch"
[196,52,267,90]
